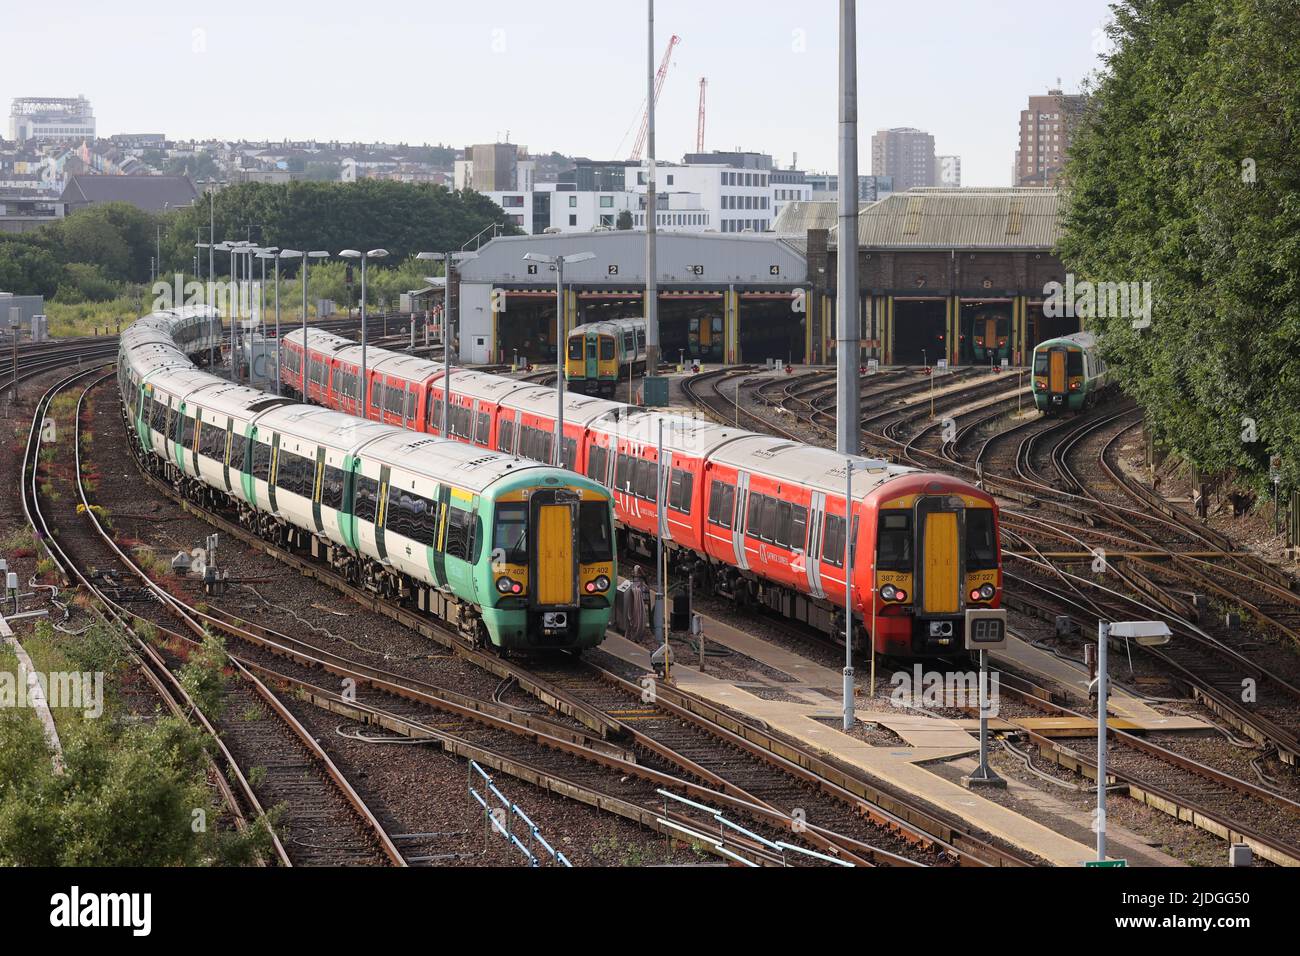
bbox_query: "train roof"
[708,434,911,498]
[570,317,646,338]
[500,384,627,426]
[444,368,531,403]
[1035,331,1098,352]
[590,408,747,457]
[181,380,297,419]
[249,404,392,448]
[288,327,353,351]
[350,432,550,493]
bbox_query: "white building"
[487,183,712,235]
[625,163,774,233]
[9,96,95,143]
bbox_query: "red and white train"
[281,328,1002,656]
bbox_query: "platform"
[605,624,1109,866]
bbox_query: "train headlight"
[585,575,611,594]
[880,584,898,601]
[895,589,907,603]
[979,583,996,601]
[496,577,516,594]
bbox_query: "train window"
[707,481,735,529]
[228,432,249,471]
[180,413,196,451]
[579,502,613,563]
[966,509,998,571]
[475,413,491,447]
[149,399,165,434]
[823,514,846,567]
[668,469,694,513]
[587,446,609,485]
[445,506,474,562]
[493,503,528,565]
[568,338,584,361]
[745,493,763,538]
[600,337,616,360]
[1033,352,1049,374]
[1067,350,1083,376]
[166,405,180,442]
[772,500,793,548]
[321,464,346,511]
[353,474,380,523]
[636,330,646,350]
[624,333,635,355]
[275,450,302,496]
[385,486,438,547]
[790,506,808,552]
[560,437,578,470]
[252,441,272,484]
[369,380,381,413]
[198,421,224,460]
[498,419,516,454]
[876,511,913,571]
[614,453,634,492]
[407,389,418,422]
[634,459,658,502]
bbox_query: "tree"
[616,210,634,231]
[1058,0,1300,492]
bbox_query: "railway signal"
[963,609,1007,790]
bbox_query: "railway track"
[21,366,404,867]
[101,367,1046,867]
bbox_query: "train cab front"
[869,493,1001,657]
[487,486,614,651]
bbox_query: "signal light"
[970,589,982,602]
[896,590,907,603]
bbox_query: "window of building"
[599,195,614,208]
[569,195,578,208]
[569,214,578,226]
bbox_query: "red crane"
[696,77,708,153]
[630,34,681,161]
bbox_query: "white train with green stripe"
[118,308,616,653]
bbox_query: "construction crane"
[630,34,681,161]
[696,77,708,153]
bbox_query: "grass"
[45,294,150,338]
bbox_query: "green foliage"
[178,631,229,718]
[0,712,271,866]
[616,210,635,231]
[164,179,519,279]
[1059,0,1300,491]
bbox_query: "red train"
[281,329,1002,656]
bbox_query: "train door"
[1048,347,1068,395]
[915,499,963,618]
[530,489,579,620]
[585,333,599,381]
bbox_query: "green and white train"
[1032,331,1110,414]
[117,307,616,652]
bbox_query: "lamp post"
[522,250,596,466]
[1092,621,1171,863]
[257,250,282,393]
[419,250,479,436]
[340,249,389,419]
[279,250,330,399]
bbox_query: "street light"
[1092,620,1172,863]
[197,241,215,367]
[419,250,478,437]
[279,250,331,399]
[521,250,596,467]
[257,250,282,393]
[340,249,389,418]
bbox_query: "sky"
[4,0,1117,186]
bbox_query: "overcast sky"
[5,0,1115,186]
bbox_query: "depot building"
[803,186,1076,367]
[451,187,1074,368]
